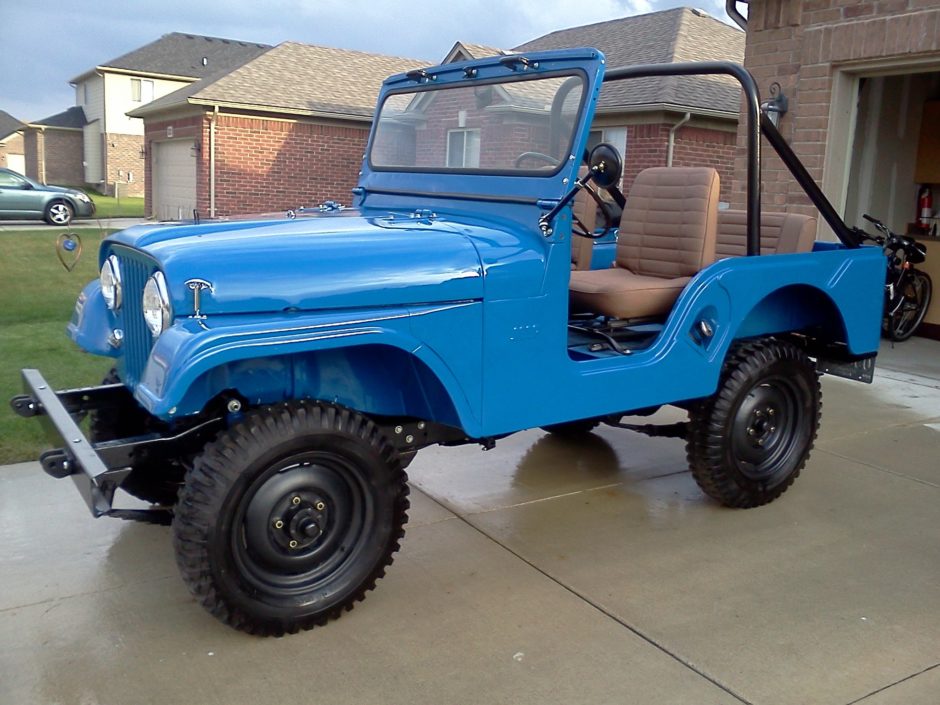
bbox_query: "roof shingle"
[30,106,87,129]
[0,110,25,140]
[514,7,744,116]
[72,32,270,82]
[132,42,427,120]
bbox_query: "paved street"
[1,341,939,704]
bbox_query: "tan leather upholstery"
[569,167,720,319]
[571,168,596,270]
[716,210,817,258]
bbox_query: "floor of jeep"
[567,319,662,359]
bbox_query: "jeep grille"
[113,248,157,388]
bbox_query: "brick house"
[0,111,26,174]
[129,43,425,219]
[732,0,940,338]
[22,107,85,186]
[68,33,269,196]
[515,7,745,203]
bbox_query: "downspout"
[39,126,47,184]
[666,112,691,167]
[209,105,218,218]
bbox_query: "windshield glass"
[369,73,585,174]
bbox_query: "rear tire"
[172,400,409,636]
[686,338,820,508]
[886,270,932,342]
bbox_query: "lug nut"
[274,520,284,529]
[289,540,298,549]
[292,496,301,505]
[768,409,775,416]
[748,429,755,436]
[405,434,414,444]
[315,501,325,511]
[227,399,242,413]
[394,425,403,435]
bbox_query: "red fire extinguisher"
[918,184,932,229]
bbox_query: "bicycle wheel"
[887,270,932,342]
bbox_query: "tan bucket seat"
[569,166,720,319]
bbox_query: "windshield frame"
[366,68,589,179]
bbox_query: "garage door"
[6,153,25,175]
[152,139,196,221]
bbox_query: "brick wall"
[22,128,83,186]
[734,0,940,215]
[623,123,737,203]
[0,133,24,169]
[208,115,369,216]
[104,133,145,197]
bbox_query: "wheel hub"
[270,493,330,551]
[746,405,778,448]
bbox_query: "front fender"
[133,303,483,431]
[67,280,119,358]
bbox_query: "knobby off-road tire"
[89,368,184,507]
[172,400,409,636]
[686,338,821,508]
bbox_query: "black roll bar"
[602,61,861,254]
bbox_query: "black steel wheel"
[89,368,183,507]
[172,401,408,636]
[44,200,73,226]
[686,338,820,508]
[886,270,932,342]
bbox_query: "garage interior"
[843,66,940,337]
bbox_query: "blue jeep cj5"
[12,50,886,635]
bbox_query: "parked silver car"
[0,168,95,225]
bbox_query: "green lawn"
[0,229,114,463]
[87,192,145,219]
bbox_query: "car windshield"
[369,73,585,175]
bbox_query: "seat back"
[716,210,817,258]
[616,167,720,279]
[571,168,596,270]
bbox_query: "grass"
[87,191,145,219]
[0,229,115,463]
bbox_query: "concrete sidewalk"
[1,341,939,704]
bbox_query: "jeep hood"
[107,212,483,315]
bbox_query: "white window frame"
[131,78,154,103]
[446,128,481,168]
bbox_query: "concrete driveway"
[0,217,145,231]
[2,341,939,704]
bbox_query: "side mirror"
[588,143,623,189]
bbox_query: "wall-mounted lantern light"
[191,142,201,157]
[760,82,789,128]
[139,145,147,159]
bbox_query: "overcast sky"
[3,0,734,123]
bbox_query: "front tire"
[172,401,409,636]
[686,338,820,508]
[45,200,74,225]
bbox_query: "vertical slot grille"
[115,249,156,387]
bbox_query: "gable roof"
[71,32,270,83]
[30,106,87,130]
[129,42,427,121]
[514,7,745,117]
[443,41,514,64]
[0,110,25,140]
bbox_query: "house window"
[586,129,604,151]
[131,78,154,103]
[446,129,481,168]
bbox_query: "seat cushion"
[569,268,691,320]
[617,167,720,278]
[716,210,817,258]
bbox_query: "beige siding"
[83,121,103,184]
[80,75,105,124]
[105,73,191,135]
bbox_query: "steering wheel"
[514,151,560,168]
[572,182,616,240]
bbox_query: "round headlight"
[100,255,122,310]
[142,271,171,337]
